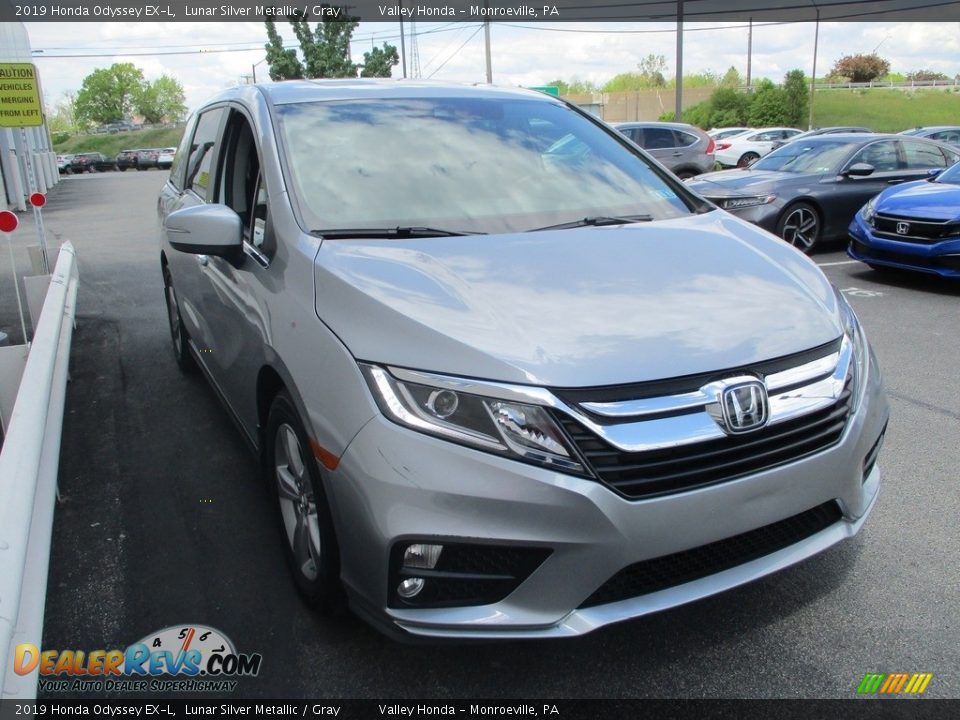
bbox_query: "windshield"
[276,97,694,234]
[752,139,861,174]
[935,161,960,185]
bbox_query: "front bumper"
[848,216,960,278]
[328,349,888,639]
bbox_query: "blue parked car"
[848,162,960,278]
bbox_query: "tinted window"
[935,161,960,185]
[849,141,900,172]
[186,107,225,200]
[642,128,677,149]
[277,98,694,235]
[674,131,697,147]
[901,140,948,169]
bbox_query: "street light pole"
[808,5,820,130]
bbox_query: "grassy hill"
[54,127,184,156]
[812,87,960,132]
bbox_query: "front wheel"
[266,391,344,613]
[777,202,821,254]
[737,152,759,167]
[162,269,196,372]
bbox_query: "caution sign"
[0,63,43,128]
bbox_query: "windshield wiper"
[313,226,486,239]
[527,214,653,232]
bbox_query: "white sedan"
[715,127,803,167]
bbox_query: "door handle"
[886,179,904,184]
[197,255,209,267]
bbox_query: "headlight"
[835,288,868,413]
[716,194,776,210]
[360,364,585,474]
[861,197,877,227]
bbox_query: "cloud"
[25,20,960,114]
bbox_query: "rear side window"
[642,128,677,149]
[186,107,225,200]
[674,131,697,147]
[901,140,948,169]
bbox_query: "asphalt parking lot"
[11,170,959,699]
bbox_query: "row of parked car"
[611,120,960,274]
[56,147,176,174]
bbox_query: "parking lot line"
[817,260,860,267]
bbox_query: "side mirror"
[927,167,943,179]
[164,204,243,258]
[844,163,875,178]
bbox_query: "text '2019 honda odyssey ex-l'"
[159,80,889,639]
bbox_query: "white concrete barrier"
[0,243,78,700]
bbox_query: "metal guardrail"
[0,242,78,700]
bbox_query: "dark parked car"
[116,149,140,171]
[66,152,116,173]
[849,160,960,278]
[771,126,873,151]
[687,133,960,253]
[613,121,716,178]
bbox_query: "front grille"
[556,376,852,500]
[872,214,960,244]
[579,501,843,608]
[851,240,960,272]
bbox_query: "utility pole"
[674,0,683,121]
[746,18,752,91]
[399,1,407,78]
[809,6,820,130]
[484,1,492,84]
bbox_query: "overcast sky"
[22,21,960,113]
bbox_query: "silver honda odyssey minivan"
[159,81,888,639]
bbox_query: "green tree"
[360,44,399,77]
[748,83,789,126]
[637,54,667,87]
[829,54,890,83]
[135,75,187,124]
[721,66,742,88]
[708,87,750,126]
[47,91,79,133]
[264,20,303,80]
[74,63,144,125]
[264,6,392,81]
[782,69,808,128]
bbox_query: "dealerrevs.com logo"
[15,624,262,693]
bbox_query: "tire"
[675,169,696,180]
[266,391,344,614]
[776,202,821,255]
[118,167,127,172]
[162,268,196,373]
[737,152,760,167]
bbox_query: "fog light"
[404,543,443,569]
[397,577,425,598]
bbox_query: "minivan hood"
[313,212,841,388]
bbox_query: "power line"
[427,25,483,79]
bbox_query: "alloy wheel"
[274,424,322,582]
[780,206,820,253]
